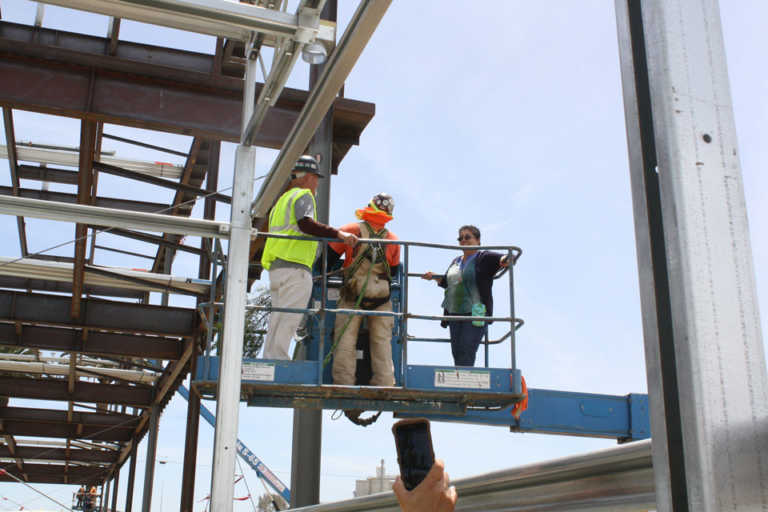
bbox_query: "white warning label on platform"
[434,369,491,389]
[241,362,275,381]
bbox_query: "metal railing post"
[508,249,516,372]
[401,244,409,388]
[318,241,328,384]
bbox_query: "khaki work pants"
[263,266,312,360]
[331,297,395,386]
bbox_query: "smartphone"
[392,418,435,491]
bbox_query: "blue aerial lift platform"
[192,237,649,442]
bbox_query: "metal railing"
[243,231,523,384]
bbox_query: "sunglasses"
[457,234,475,242]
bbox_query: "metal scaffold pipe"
[34,0,336,44]
[209,53,258,511]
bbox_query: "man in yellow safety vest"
[261,155,357,360]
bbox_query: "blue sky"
[0,1,766,510]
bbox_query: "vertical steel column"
[180,353,201,512]
[141,405,160,512]
[289,2,336,507]
[124,443,137,512]
[103,480,111,512]
[181,144,219,512]
[616,1,768,511]
[209,49,257,512]
[110,470,120,512]
[615,1,682,509]
[1,108,28,256]
[161,256,172,306]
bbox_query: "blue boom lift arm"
[176,385,291,503]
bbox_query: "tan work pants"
[331,297,395,386]
[263,266,312,360]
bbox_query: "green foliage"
[243,287,271,358]
[212,287,271,358]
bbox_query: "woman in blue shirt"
[422,225,509,366]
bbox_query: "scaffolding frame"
[0,0,378,509]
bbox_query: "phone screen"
[394,420,435,490]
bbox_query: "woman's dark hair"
[458,225,481,240]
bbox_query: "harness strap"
[344,221,391,281]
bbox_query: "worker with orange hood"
[329,193,400,386]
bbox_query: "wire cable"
[0,468,74,511]
[235,456,259,512]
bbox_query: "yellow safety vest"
[261,187,318,270]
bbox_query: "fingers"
[444,485,458,507]
[392,476,407,507]
[423,459,446,486]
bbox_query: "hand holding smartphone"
[392,418,435,491]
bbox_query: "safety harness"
[323,222,391,366]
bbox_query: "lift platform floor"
[193,357,524,415]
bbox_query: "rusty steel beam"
[3,434,26,477]
[0,290,197,336]
[151,138,204,274]
[0,445,115,463]
[84,265,205,298]
[1,108,28,255]
[0,406,139,426]
[0,53,284,144]
[110,467,120,512]
[0,377,154,406]
[125,442,137,512]
[0,463,109,485]
[72,120,97,319]
[92,161,231,204]
[107,17,120,56]
[17,164,79,184]
[93,244,155,260]
[1,421,132,442]
[0,186,169,214]
[25,253,76,263]
[102,132,189,157]
[0,21,373,170]
[87,122,104,266]
[0,277,137,299]
[0,323,184,359]
[180,141,219,512]
[102,227,206,257]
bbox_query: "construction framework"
[0,1,764,512]
[0,0,377,511]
